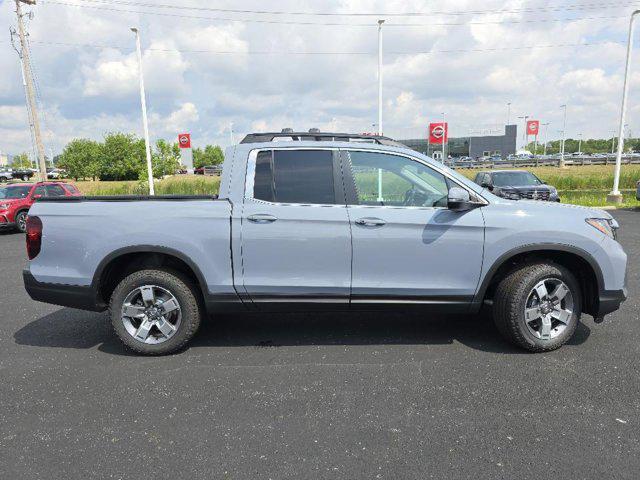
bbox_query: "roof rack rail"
[240,131,406,147]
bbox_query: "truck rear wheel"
[493,262,581,352]
[109,269,202,355]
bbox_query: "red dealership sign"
[526,120,540,136]
[178,133,191,149]
[429,122,448,144]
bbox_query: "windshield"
[492,171,541,187]
[0,185,31,199]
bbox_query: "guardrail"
[445,156,640,169]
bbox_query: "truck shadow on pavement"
[14,307,592,356]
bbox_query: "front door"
[342,149,485,309]
[240,148,351,307]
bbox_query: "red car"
[0,182,81,232]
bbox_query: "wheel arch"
[92,246,209,308]
[475,244,604,316]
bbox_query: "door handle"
[247,214,278,223]
[355,217,386,227]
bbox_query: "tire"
[109,269,202,355]
[15,211,28,233]
[493,262,582,352]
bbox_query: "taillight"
[26,215,42,260]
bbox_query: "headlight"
[586,218,617,239]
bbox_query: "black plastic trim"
[91,245,244,312]
[471,243,606,313]
[595,288,627,318]
[23,270,105,312]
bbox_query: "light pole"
[377,19,384,136]
[608,10,640,203]
[506,102,511,125]
[131,27,154,195]
[542,122,550,155]
[611,129,616,154]
[559,104,567,168]
[578,133,583,154]
[517,115,529,150]
[441,112,446,162]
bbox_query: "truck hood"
[484,190,613,220]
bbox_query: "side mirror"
[480,182,491,189]
[448,187,474,211]
[32,194,42,200]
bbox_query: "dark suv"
[473,170,560,202]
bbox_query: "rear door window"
[45,185,66,197]
[64,184,79,194]
[253,150,337,204]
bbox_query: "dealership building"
[399,124,518,160]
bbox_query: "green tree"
[145,139,181,180]
[99,132,146,181]
[12,152,32,169]
[193,144,224,168]
[58,139,102,181]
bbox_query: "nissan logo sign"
[432,125,445,138]
[179,135,189,145]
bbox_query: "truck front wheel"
[493,262,582,352]
[109,269,202,355]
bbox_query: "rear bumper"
[23,269,106,312]
[595,288,627,319]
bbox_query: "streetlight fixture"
[559,104,567,168]
[608,10,640,204]
[131,27,154,195]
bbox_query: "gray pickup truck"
[24,132,627,355]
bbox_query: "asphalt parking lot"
[0,210,638,480]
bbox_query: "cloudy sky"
[0,0,639,156]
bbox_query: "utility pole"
[14,0,47,182]
[377,19,384,136]
[131,27,154,195]
[542,122,550,155]
[559,104,567,168]
[611,130,616,154]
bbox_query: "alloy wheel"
[524,278,574,340]
[121,285,182,344]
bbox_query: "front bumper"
[23,269,105,311]
[0,213,15,229]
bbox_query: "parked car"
[0,170,12,182]
[473,170,561,202]
[46,168,66,179]
[636,180,640,201]
[11,169,34,181]
[23,131,627,355]
[0,181,81,232]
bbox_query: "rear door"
[342,149,485,309]
[240,148,351,308]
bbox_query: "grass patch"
[457,164,640,190]
[75,176,220,196]
[559,190,639,208]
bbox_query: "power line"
[43,1,638,27]
[51,0,640,18]
[25,38,624,55]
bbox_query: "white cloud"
[0,0,638,154]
